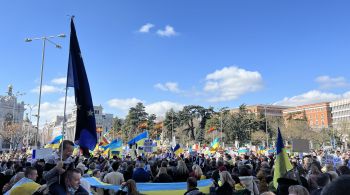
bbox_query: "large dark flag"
[66,18,97,156]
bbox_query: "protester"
[153,167,173,183]
[49,168,89,195]
[216,171,234,195]
[288,185,310,195]
[132,162,151,183]
[184,177,203,195]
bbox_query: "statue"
[7,84,13,96]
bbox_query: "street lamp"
[264,105,269,147]
[25,34,65,148]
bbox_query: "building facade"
[330,98,350,132]
[0,85,26,149]
[283,102,332,130]
[65,105,113,142]
[230,104,290,118]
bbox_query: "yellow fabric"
[9,182,40,195]
[140,185,210,195]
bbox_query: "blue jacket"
[132,168,151,183]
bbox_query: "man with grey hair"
[132,161,151,182]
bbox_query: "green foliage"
[122,102,148,140]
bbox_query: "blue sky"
[1,0,350,124]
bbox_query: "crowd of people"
[0,140,349,195]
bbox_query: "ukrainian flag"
[128,131,148,146]
[210,138,219,150]
[85,177,212,195]
[5,177,40,195]
[173,144,184,156]
[273,128,293,188]
[44,135,63,149]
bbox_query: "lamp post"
[264,105,269,147]
[25,34,65,148]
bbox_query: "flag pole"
[60,85,69,161]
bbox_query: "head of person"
[310,164,321,175]
[187,177,197,190]
[321,175,350,195]
[24,166,38,181]
[59,140,74,160]
[316,173,330,188]
[220,171,234,187]
[64,169,82,191]
[288,185,309,195]
[157,167,168,177]
[92,169,101,178]
[192,164,203,178]
[125,179,138,195]
[112,161,120,172]
[337,165,350,175]
[176,160,188,175]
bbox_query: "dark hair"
[187,177,197,188]
[338,166,350,175]
[321,175,350,195]
[24,166,37,178]
[239,167,250,176]
[112,161,120,171]
[59,140,74,151]
[65,169,81,181]
[316,173,330,187]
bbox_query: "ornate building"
[0,85,26,149]
[42,105,113,144]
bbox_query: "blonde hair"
[176,160,189,175]
[288,185,309,195]
[192,164,203,178]
[157,167,168,177]
[220,171,234,187]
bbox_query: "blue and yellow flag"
[128,131,148,146]
[273,127,293,188]
[5,177,40,195]
[44,135,63,149]
[66,18,97,157]
[173,144,184,156]
[210,137,219,150]
[85,177,212,195]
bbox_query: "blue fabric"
[66,18,97,156]
[132,168,151,183]
[101,139,122,150]
[276,127,284,154]
[128,131,148,145]
[50,135,63,144]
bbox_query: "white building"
[330,98,350,131]
[41,105,113,144]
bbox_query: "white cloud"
[107,98,143,112]
[204,66,263,102]
[157,25,177,37]
[31,96,75,126]
[31,85,64,94]
[145,101,184,117]
[154,82,181,93]
[51,77,66,85]
[315,75,349,89]
[274,90,350,106]
[139,23,155,33]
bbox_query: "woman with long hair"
[173,160,189,182]
[153,167,173,183]
[216,171,234,195]
[189,164,206,180]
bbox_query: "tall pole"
[35,39,46,148]
[265,105,269,147]
[26,33,65,148]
